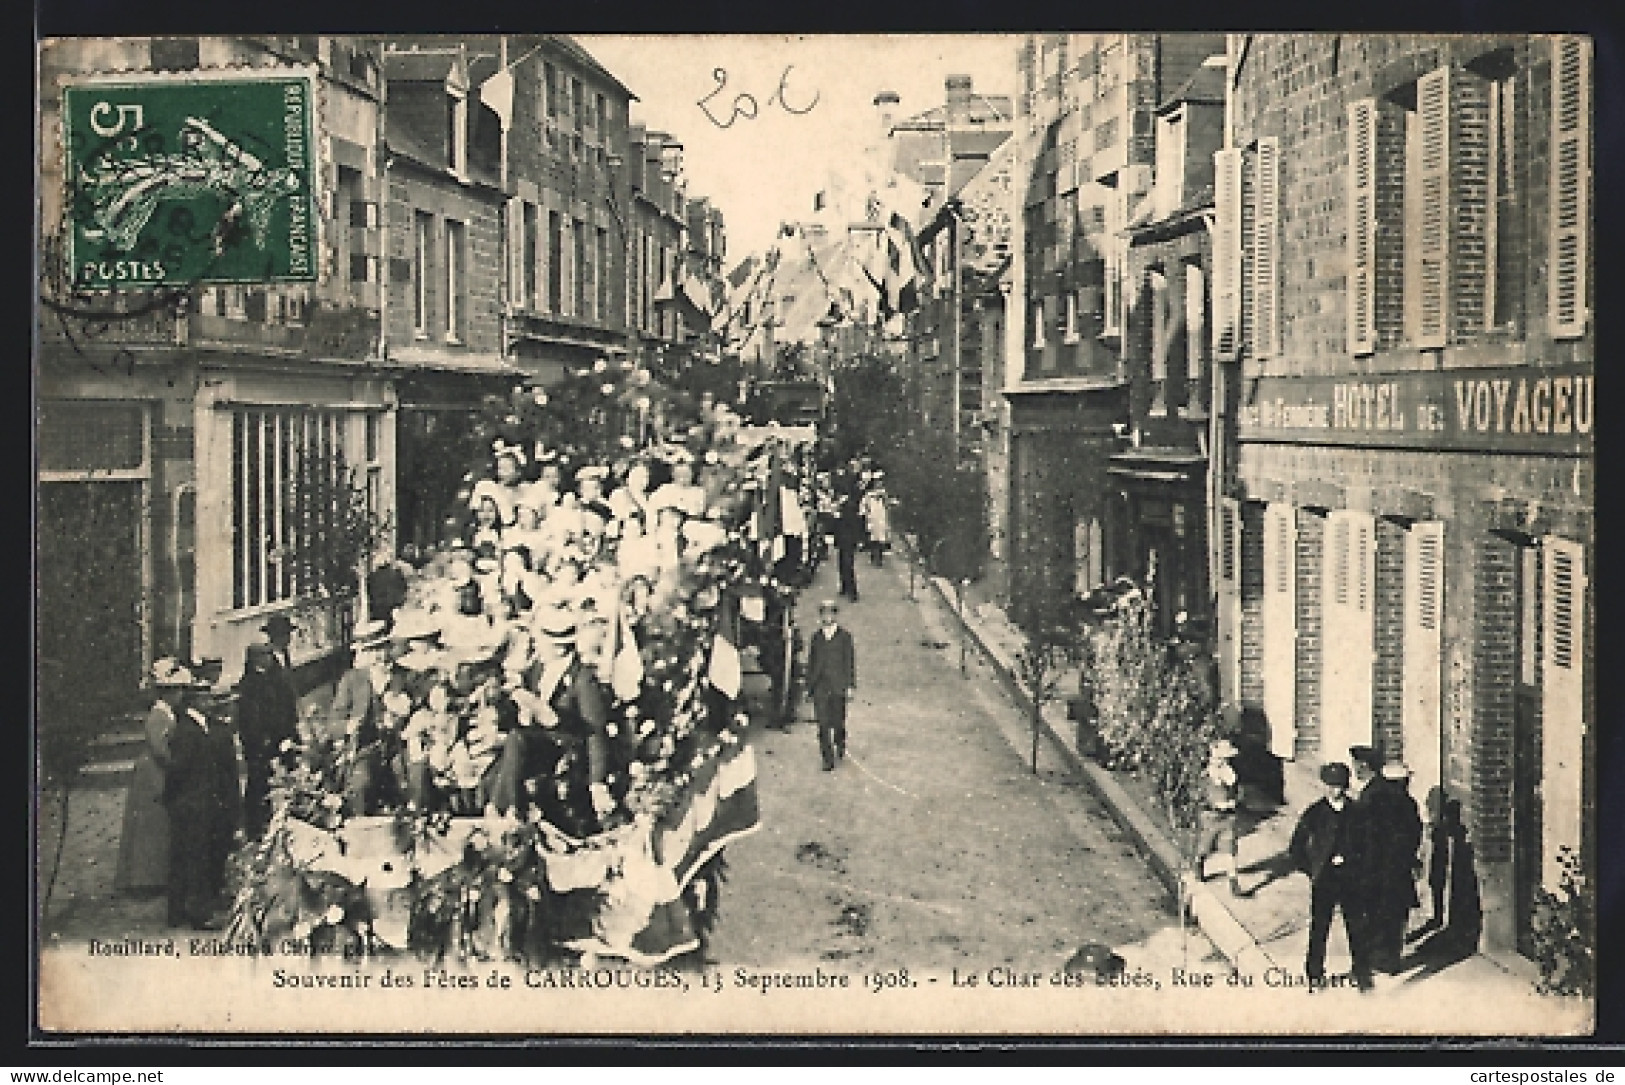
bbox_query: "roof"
[384,50,462,85]
[552,35,637,101]
[893,95,1015,132]
[1157,60,1226,115]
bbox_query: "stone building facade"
[1217,33,1593,958]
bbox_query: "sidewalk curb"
[905,550,1276,976]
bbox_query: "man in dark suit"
[832,492,865,602]
[163,679,241,929]
[236,642,300,838]
[1359,756,1425,976]
[1288,761,1374,992]
[804,599,856,771]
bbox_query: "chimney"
[874,89,900,138]
[945,74,973,120]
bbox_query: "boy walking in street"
[805,599,856,772]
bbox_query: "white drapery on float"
[276,742,759,966]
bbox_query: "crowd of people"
[115,403,840,933]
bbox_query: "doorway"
[37,481,146,732]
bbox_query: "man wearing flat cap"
[1289,761,1374,991]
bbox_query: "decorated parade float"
[225,361,823,967]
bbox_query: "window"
[575,218,591,319]
[413,211,433,337]
[544,62,558,116]
[231,408,347,610]
[444,219,465,342]
[595,92,607,136]
[597,226,611,324]
[548,211,564,313]
[363,412,383,529]
[1032,299,1047,349]
[1480,51,1521,330]
[524,203,539,309]
[571,77,584,129]
[1184,259,1207,411]
[1149,267,1170,415]
[448,87,468,178]
[341,166,377,294]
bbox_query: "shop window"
[231,408,345,609]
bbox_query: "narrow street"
[711,547,1198,974]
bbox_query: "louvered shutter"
[1549,36,1591,340]
[1414,67,1450,349]
[506,198,525,308]
[1213,148,1243,357]
[1321,510,1376,761]
[1348,99,1378,355]
[1541,536,1587,888]
[1403,522,1445,803]
[1216,497,1242,707]
[1262,503,1298,759]
[1252,136,1280,360]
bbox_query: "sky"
[577,34,1024,266]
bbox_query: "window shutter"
[1252,136,1280,360]
[1550,35,1591,339]
[1415,66,1450,348]
[1402,521,1445,802]
[1213,148,1243,356]
[1339,513,1352,607]
[1262,503,1298,759]
[1348,99,1378,355]
[1540,535,1587,888]
[506,198,525,308]
[1216,496,1243,708]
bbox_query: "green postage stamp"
[62,72,317,289]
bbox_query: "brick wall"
[1472,532,1517,862]
[1240,501,1266,709]
[1293,508,1325,758]
[1372,516,1406,758]
[1230,34,1590,375]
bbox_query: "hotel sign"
[1239,365,1593,455]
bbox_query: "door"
[37,481,145,731]
[1402,521,1445,806]
[1320,509,1376,763]
[1511,541,1541,956]
[1261,502,1297,759]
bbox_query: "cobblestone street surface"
[707,552,1206,976]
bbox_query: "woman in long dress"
[114,658,197,895]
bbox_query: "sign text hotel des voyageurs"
[62,71,318,290]
[1238,364,1594,456]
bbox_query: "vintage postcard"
[34,32,1595,1037]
